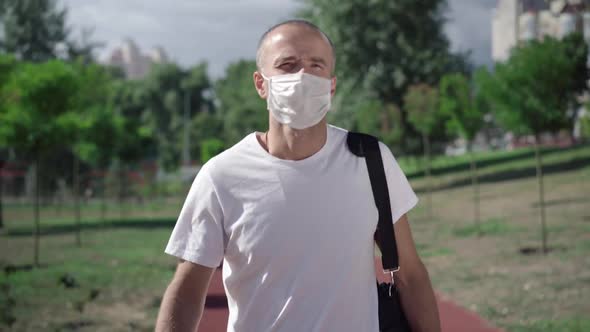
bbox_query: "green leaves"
[0,0,68,62]
[0,60,79,153]
[405,84,439,137]
[439,73,485,141]
[215,60,266,146]
[299,0,468,153]
[476,34,588,137]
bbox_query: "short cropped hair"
[255,19,336,73]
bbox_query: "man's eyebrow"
[310,56,328,66]
[273,55,298,66]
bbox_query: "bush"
[200,138,224,164]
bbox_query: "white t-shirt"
[165,125,418,332]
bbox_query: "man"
[156,20,440,332]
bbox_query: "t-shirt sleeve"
[378,142,419,224]
[164,164,225,268]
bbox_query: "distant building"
[492,0,590,62]
[105,38,169,79]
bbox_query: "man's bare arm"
[155,260,216,332]
[382,214,441,332]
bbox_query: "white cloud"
[445,0,497,67]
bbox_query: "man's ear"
[330,76,337,98]
[253,71,267,99]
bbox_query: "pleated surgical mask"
[262,70,332,130]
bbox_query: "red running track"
[197,260,503,332]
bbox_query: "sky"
[60,0,498,78]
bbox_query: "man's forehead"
[263,24,329,48]
[256,22,335,72]
[261,27,331,59]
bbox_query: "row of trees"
[401,33,588,253]
[1,0,588,264]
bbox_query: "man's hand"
[389,214,441,332]
[155,260,216,332]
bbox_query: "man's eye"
[280,63,293,68]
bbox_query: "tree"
[215,60,267,146]
[143,62,212,171]
[581,102,590,141]
[0,54,18,229]
[0,0,68,61]
[180,63,213,165]
[440,72,487,234]
[69,62,117,245]
[476,34,588,253]
[190,110,224,161]
[404,84,439,218]
[0,60,80,266]
[299,0,470,153]
[109,80,154,214]
[200,138,225,164]
[353,99,403,152]
[65,27,104,64]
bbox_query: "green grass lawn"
[0,227,175,331]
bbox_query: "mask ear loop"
[259,72,271,99]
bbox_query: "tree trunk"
[0,160,4,229]
[118,163,125,220]
[74,155,81,247]
[151,180,158,219]
[469,145,481,236]
[534,138,548,254]
[54,192,61,216]
[100,174,107,225]
[422,133,432,220]
[33,154,40,267]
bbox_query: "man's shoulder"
[328,124,349,138]
[198,133,257,178]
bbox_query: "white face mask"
[262,70,332,130]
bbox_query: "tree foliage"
[439,72,487,234]
[129,62,212,171]
[71,62,120,169]
[476,34,588,137]
[215,60,267,146]
[200,138,225,164]
[405,84,439,137]
[190,110,223,160]
[0,0,68,62]
[108,80,154,166]
[439,72,486,142]
[475,33,589,253]
[299,0,470,151]
[0,60,79,153]
[0,59,81,265]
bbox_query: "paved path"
[198,260,503,332]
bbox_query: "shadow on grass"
[406,144,589,180]
[416,155,590,193]
[2,217,176,237]
[519,245,567,255]
[3,264,38,275]
[58,320,96,331]
[531,197,590,208]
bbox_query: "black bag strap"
[347,132,400,273]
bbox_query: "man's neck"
[264,120,328,161]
